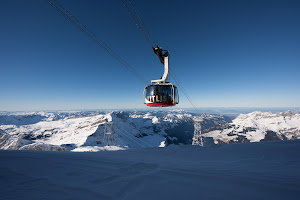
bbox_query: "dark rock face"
[61,143,77,150]
[165,121,194,145]
[261,131,281,141]
[244,127,257,132]
[236,135,250,143]
[203,123,233,134]
[114,112,128,121]
[201,116,232,132]
[227,132,236,136]
[22,129,57,140]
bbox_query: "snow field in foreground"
[1,140,300,200]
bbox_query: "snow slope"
[1,140,300,200]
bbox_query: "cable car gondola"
[143,46,179,107]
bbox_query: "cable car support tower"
[103,121,115,146]
[192,118,204,146]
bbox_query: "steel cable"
[127,0,157,47]
[47,0,148,84]
[121,0,155,48]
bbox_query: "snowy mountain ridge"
[1,110,299,151]
[0,110,229,151]
[203,110,300,144]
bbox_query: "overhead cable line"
[47,0,147,84]
[117,123,154,147]
[52,0,96,38]
[117,127,146,148]
[170,69,198,110]
[121,0,155,48]
[115,134,126,146]
[125,128,154,147]
[127,0,157,47]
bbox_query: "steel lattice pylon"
[103,121,115,146]
[192,118,203,146]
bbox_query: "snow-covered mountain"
[0,110,229,151]
[1,110,299,151]
[203,110,300,144]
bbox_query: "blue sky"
[1,0,300,111]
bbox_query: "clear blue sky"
[1,0,300,111]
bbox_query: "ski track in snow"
[1,140,300,200]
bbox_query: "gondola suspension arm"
[151,46,169,84]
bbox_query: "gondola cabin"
[144,46,179,107]
[144,83,179,107]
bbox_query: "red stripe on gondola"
[146,102,175,107]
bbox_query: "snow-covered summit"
[203,110,300,144]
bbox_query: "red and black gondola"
[143,46,179,107]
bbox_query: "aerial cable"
[47,0,147,84]
[121,0,155,48]
[117,128,146,148]
[46,0,147,84]
[120,124,154,147]
[170,70,199,111]
[125,128,154,147]
[113,120,153,148]
[115,134,126,146]
[127,0,157,47]
[170,69,194,105]
[52,0,96,38]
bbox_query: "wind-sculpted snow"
[204,111,300,144]
[0,110,230,151]
[1,140,299,200]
